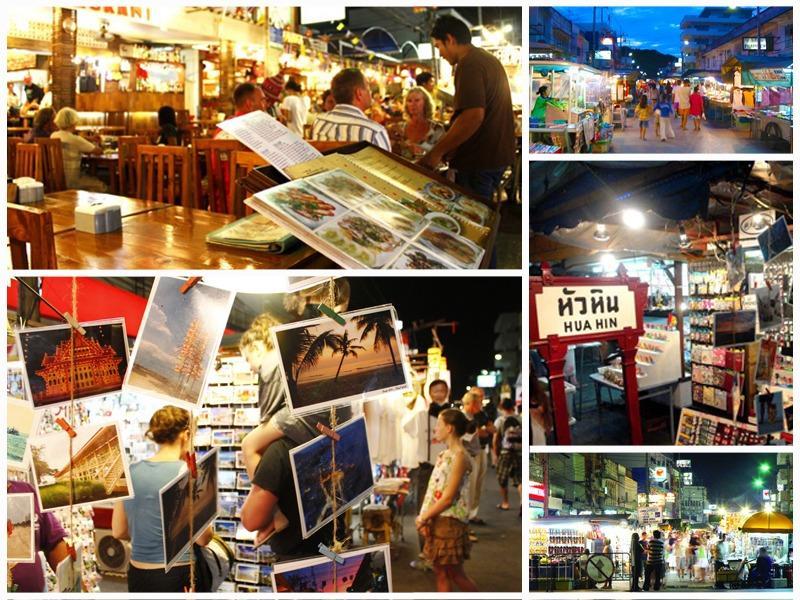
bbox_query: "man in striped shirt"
[310,68,391,151]
[643,529,665,591]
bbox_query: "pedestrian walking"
[631,532,645,591]
[714,533,730,589]
[635,95,652,141]
[602,538,613,589]
[689,86,704,132]
[642,530,665,591]
[655,94,675,141]
[674,79,692,130]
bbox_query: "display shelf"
[634,326,681,388]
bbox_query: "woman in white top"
[51,107,106,191]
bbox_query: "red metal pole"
[620,330,643,445]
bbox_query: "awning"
[721,55,793,87]
[530,162,751,235]
[740,511,792,534]
[8,278,149,338]
[531,61,605,76]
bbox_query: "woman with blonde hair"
[51,106,106,191]
[112,406,212,592]
[389,86,445,160]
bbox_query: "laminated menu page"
[245,168,485,270]
[217,111,321,177]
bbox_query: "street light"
[758,462,771,474]
[752,477,764,488]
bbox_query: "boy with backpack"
[493,397,522,511]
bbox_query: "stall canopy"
[740,511,793,534]
[530,60,604,76]
[530,162,750,234]
[721,55,793,87]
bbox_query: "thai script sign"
[534,285,637,338]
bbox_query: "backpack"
[193,534,234,592]
[500,415,522,452]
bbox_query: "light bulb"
[622,209,645,229]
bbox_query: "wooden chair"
[8,138,23,178]
[7,204,58,269]
[229,151,267,217]
[34,138,68,192]
[191,138,242,212]
[309,140,352,153]
[118,136,148,197]
[136,145,191,206]
[14,143,44,182]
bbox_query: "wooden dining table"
[34,190,334,270]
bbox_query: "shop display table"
[30,190,332,270]
[589,373,682,441]
[529,123,581,152]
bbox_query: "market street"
[609,119,782,153]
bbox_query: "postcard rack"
[239,141,501,269]
[195,355,275,594]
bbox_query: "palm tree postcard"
[289,416,374,539]
[15,319,130,410]
[270,305,411,415]
[124,277,235,409]
[8,493,35,563]
[29,421,133,512]
[159,447,219,572]
[271,543,392,593]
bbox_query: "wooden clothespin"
[180,277,203,294]
[317,303,345,326]
[315,422,341,442]
[183,451,197,478]
[318,543,345,564]
[55,418,77,438]
[62,312,86,336]
[65,543,77,561]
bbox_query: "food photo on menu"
[5,275,522,594]
[6,5,522,271]
[530,161,793,446]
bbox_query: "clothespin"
[65,543,77,561]
[183,452,197,478]
[317,303,345,325]
[62,312,86,336]
[55,418,77,438]
[318,543,344,564]
[315,422,340,442]
[180,277,203,294]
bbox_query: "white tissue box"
[13,179,44,204]
[75,202,122,234]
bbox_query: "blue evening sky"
[555,6,755,56]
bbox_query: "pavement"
[392,455,523,593]
[545,570,790,593]
[609,117,787,154]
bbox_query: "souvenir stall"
[530,517,635,591]
[530,61,612,154]
[531,161,794,446]
[6,275,521,594]
[722,56,793,149]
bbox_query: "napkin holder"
[75,202,122,234]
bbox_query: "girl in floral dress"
[415,408,478,592]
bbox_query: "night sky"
[345,277,521,398]
[555,6,755,56]
[686,453,781,508]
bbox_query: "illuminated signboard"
[676,459,691,468]
[743,37,774,51]
[682,472,693,485]
[595,50,612,61]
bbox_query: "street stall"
[530,160,794,445]
[739,511,793,588]
[721,55,793,150]
[530,61,612,154]
[6,275,522,594]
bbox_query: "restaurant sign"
[534,285,637,338]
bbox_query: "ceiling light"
[621,209,645,229]
[600,253,618,273]
[678,224,691,248]
[593,223,610,242]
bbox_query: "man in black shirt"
[23,74,44,105]
[241,438,334,559]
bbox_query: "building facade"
[775,453,793,517]
[680,7,753,71]
[699,7,793,71]
[529,7,587,62]
[680,485,709,524]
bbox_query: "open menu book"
[217,111,493,269]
